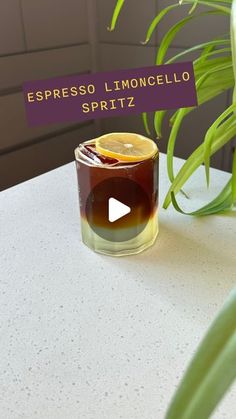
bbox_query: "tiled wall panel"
[0,0,25,55]
[0,92,93,153]
[0,43,91,155]
[0,123,95,191]
[0,44,90,93]
[98,44,156,71]
[0,1,91,189]
[21,0,88,50]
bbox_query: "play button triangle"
[108,197,131,223]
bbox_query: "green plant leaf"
[166,63,233,182]
[142,3,180,44]
[156,11,222,65]
[163,117,236,209]
[181,0,231,14]
[108,0,125,31]
[154,110,166,139]
[231,0,236,103]
[203,104,236,187]
[172,75,234,128]
[171,139,235,216]
[166,39,230,64]
[232,147,236,202]
[195,48,231,68]
[169,65,234,126]
[142,112,151,136]
[142,0,229,46]
[194,56,232,76]
[166,288,236,419]
[188,0,200,14]
[170,178,233,215]
[154,40,231,139]
[166,109,188,182]
[154,62,233,159]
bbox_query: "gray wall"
[0,0,95,190]
[0,0,234,190]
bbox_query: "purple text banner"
[23,62,197,126]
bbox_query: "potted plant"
[109,0,236,216]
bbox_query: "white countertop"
[1,154,236,419]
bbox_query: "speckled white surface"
[1,154,236,419]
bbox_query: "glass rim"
[74,135,159,169]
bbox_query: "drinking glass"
[74,133,159,256]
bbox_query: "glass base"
[80,213,158,257]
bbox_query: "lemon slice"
[95,132,158,162]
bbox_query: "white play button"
[85,177,151,242]
[108,197,131,223]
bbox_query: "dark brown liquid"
[76,141,158,230]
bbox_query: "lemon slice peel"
[95,132,158,162]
